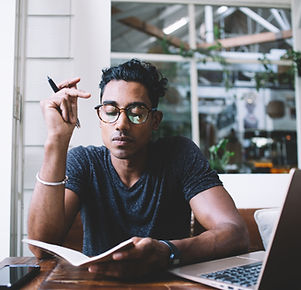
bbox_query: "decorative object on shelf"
[266,100,285,119]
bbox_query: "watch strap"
[159,240,181,267]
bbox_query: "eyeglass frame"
[94,101,157,124]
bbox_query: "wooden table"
[0,257,214,289]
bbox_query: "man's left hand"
[88,237,169,279]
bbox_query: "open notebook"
[23,238,134,267]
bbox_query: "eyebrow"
[102,101,149,108]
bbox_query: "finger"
[57,77,81,90]
[64,87,91,99]
[60,98,70,123]
[62,88,89,124]
[112,238,147,261]
[70,97,78,124]
[66,96,74,123]
[88,262,128,279]
[60,90,78,124]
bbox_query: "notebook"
[170,168,301,290]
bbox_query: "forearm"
[95,224,248,279]
[172,222,249,265]
[27,138,70,245]
[28,78,90,258]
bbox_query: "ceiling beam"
[239,7,280,33]
[270,8,290,30]
[112,6,190,50]
[198,30,292,49]
[113,0,290,9]
[112,6,292,51]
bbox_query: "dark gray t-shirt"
[65,136,222,256]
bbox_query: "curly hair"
[99,59,168,108]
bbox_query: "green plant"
[281,49,301,77]
[159,38,298,91]
[254,55,278,91]
[254,53,296,91]
[209,138,234,173]
[159,37,240,91]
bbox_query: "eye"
[129,106,144,116]
[128,106,147,123]
[103,105,118,116]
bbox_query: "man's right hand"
[40,77,91,141]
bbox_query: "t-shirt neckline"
[106,148,147,191]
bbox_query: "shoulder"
[153,136,197,152]
[151,136,206,168]
[154,136,202,161]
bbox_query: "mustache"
[111,132,134,142]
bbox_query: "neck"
[110,148,149,188]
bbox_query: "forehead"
[102,80,151,106]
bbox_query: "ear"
[151,110,163,130]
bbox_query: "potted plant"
[209,138,234,173]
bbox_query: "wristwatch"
[159,240,181,267]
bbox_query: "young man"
[28,59,248,279]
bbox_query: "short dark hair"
[99,59,168,108]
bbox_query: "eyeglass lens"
[99,104,150,124]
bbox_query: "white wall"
[0,1,16,260]
[220,173,290,208]
[21,0,110,256]
[70,0,111,146]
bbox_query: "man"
[28,59,248,279]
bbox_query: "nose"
[115,109,130,131]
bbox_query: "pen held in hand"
[47,76,81,128]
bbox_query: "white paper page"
[22,238,134,267]
[23,238,90,266]
[83,239,134,265]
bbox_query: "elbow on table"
[28,244,48,259]
[234,221,250,254]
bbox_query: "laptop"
[170,168,301,290]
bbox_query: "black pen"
[47,76,80,128]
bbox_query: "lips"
[112,135,134,145]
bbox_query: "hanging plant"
[254,55,278,91]
[159,38,298,92]
[255,53,295,91]
[159,38,233,90]
[281,49,301,77]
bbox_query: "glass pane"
[111,2,297,174]
[193,6,291,53]
[110,59,192,140]
[111,3,188,53]
[153,61,191,139]
[197,62,296,173]
[191,4,295,173]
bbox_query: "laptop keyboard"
[200,261,262,288]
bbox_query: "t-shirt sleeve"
[173,137,223,201]
[65,146,90,200]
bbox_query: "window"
[111,1,296,173]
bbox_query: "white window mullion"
[292,0,301,167]
[188,4,200,146]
